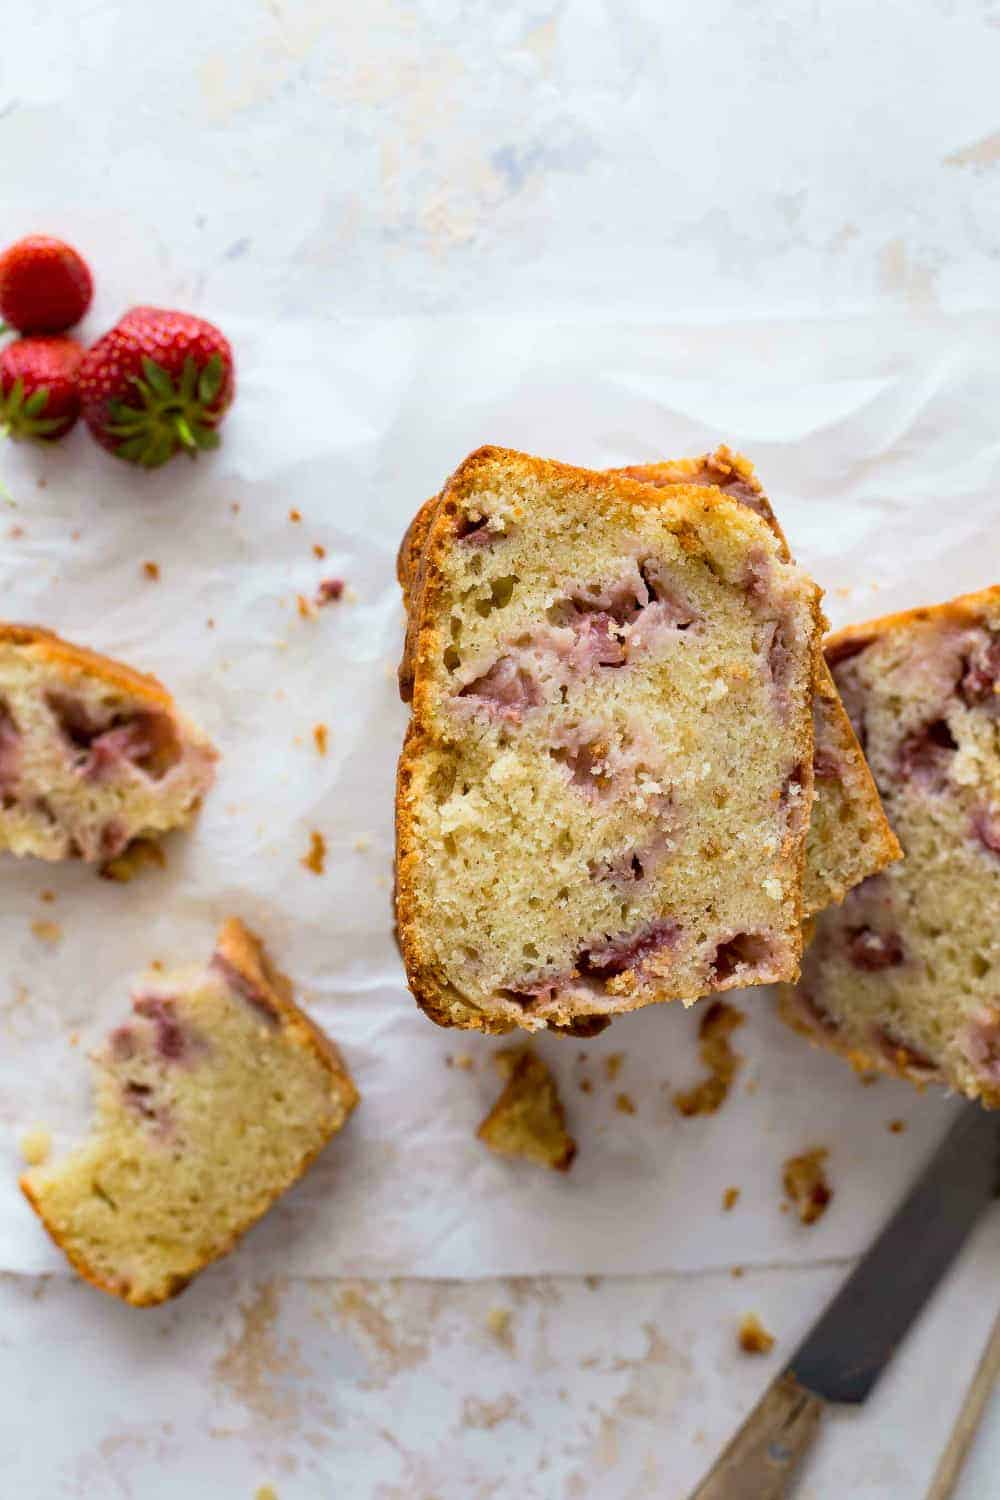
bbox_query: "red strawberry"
[79,307,235,469]
[0,336,85,442]
[0,236,93,335]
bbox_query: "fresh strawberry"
[0,336,85,442]
[79,307,235,468]
[0,236,93,335]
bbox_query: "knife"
[688,1103,1000,1500]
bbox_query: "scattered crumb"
[8,524,24,539]
[604,1052,624,1082]
[673,1001,745,1117]
[150,959,165,972]
[579,1078,593,1094]
[100,838,166,883]
[315,577,345,606]
[313,723,328,755]
[207,618,216,629]
[142,561,160,581]
[30,920,61,945]
[615,1091,636,1115]
[39,890,55,904]
[289,508,302,523]
[783,1148,832,1226]
[859,1072,880,1087]
[70,528,81,541]
[296,593,315,619]
[738,1314,775,1355]
[445,1053,475,1071]
[888,1118,907,1134]
[584,1274,602,1290]
[835,586,853,598]
[353,834,371,852]
[313,543,326,559]
[730,1266,744,1279]
[301,831,327,875]
[486,1306,513,1347]
[37,477,47,489]
[722,1186,740,1211]
[68,1032,79,1047]
[230,501,240,514]
[19,1127,51,1166]
[255,1487,279,1500]
[477,1048,576,1171]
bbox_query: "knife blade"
[788,1101,1000,1404]
[688,1102,1000,1500]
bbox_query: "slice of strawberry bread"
[0,624,216,865]
[611,449,901,916]
[21,920,359,1304]
[780,588,1000,1104]
[396,446,824,1034]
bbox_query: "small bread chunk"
[738,1314,776,1354]
[476,1047,576,1171]
[779,588,1000,1105]
[21,921,359,1305]
[673,1000,745,1117]
[396,447,824,1033]
[0,624,217,864]
[612,449,901,915]
[782,1147,832,1226]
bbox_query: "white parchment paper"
[0,314,996,1279]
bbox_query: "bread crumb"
[39,890,55,904]
[230,502,240,514]
[762,877,783,901]
[722,1186,740,1211]
[673,1001,745,1117]
[486,1306,513,1347]
[783,1147,832,1225]
[730,1265,744,1278]
[100,838,166,883]
[8,524,24,539]
[301,831,326,875]
[353,834,371,852]
[19,1126,51,1166]
[207,617,216,629]
[289,508,302,523]
[313,543,326,559]
[615,1091,636,1115]
[31,920,61,945]
[316,577,345,606]
[296,593,316,619]
[255,1487,279,1500]
[738,1314,775,1355]
[477,1048,576,1171]
[579,1077,593,1094]
[142,561,160,581]
[888,1118,906,1134]
[605,1052,624,1081]
[446,1053,475,1071]
[313,723,328,755]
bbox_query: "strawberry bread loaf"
[781,588,1000,1104]
[22,920,359,1304]
[396,446,824,1033]
[0,624,216,866]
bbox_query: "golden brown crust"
[0,623,174,708]
[20,921,359,1306]
[824,585,1000,664]
[395,445,822,1034]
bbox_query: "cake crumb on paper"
[316,577,345,607]
[313,723,328,755]
[738,1314,775,1355]
[313,543,326,559]
[301,831,326,876]
[255,1487,279,1500]
[783,1147,832,1225]
[722,1186,740,1211]
[673,1001,745,1117]
[288,508,302,523]
[888,1118,906,1134]
[20,1127,51,1166]
[142,561,160,581]
[31,920,61,945]
[604,1052,624,1081]
[477,1048,576,1172]
[486,1306,513,1348]
[615,1091,636,1115]
[353,834,371,852]
[445,1053,475,1071]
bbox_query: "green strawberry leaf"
[180,356,198,403]
[198,354,224,405]
[141,358,176,402]
[23,387,49,418]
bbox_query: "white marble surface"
[2,2,1000,1497]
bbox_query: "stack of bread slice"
[395,445,899,1036]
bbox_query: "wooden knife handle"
[688,1371,824,1500]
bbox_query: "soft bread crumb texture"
[396,447,823,1033]
[20,1126,51,1166]
[738,1313,776,1355]
[782,1147,832,1226]
[476,1047,576,1171]
[21,920,358,1306]
[0,624,216,864]
[779,587,1000,1105]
